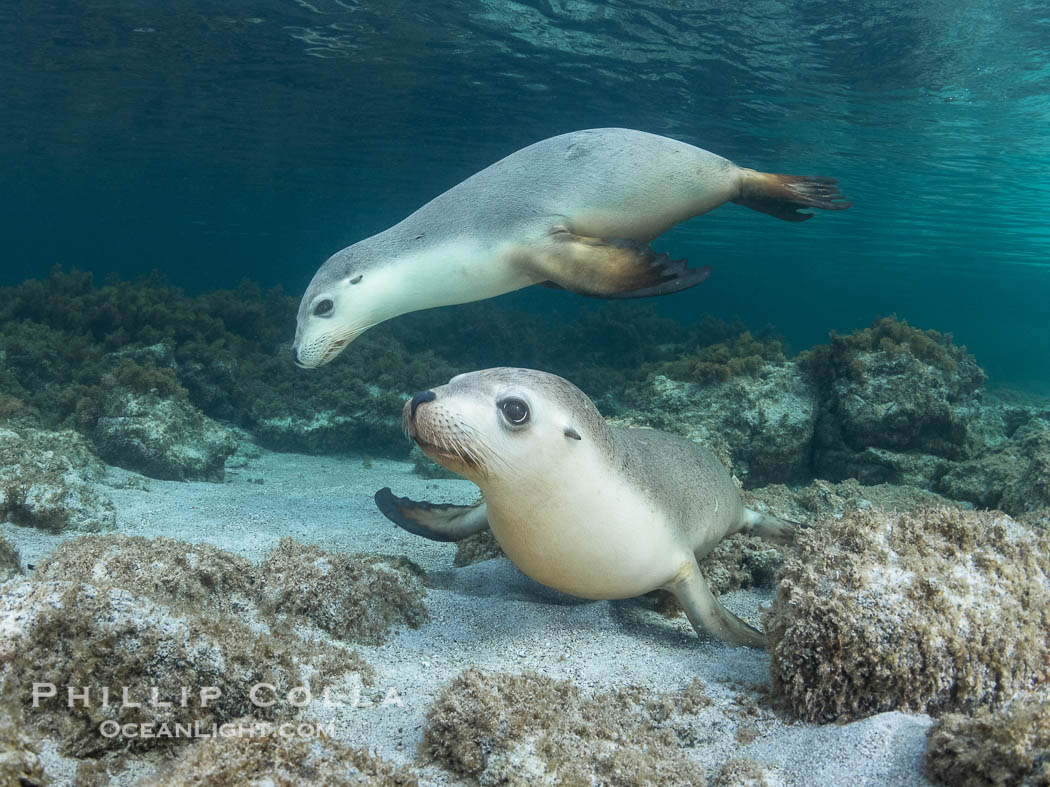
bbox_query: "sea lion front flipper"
[665,558,766,649]
[524,229,712,299]
[734,169,852,222]
[374,487,489,542]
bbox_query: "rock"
[766,507,1050,723]
[937,418,1050,516]
[804,317,986,485]
[0,427,115,532]
[453,529,504,567]
[142,718,417,786]
[0,580,298,756]
[744,478,963,523]
[423,667,710,784]
[257,538,428,645]
[924,694,1050,787]
[93,389,237,481]
[0,703,47,787]
[627,363,818,487]
[0,536,375,757]
[250,400,405,456]
[0,534,21,581]
[33,534,257,615]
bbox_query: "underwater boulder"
[0,574,369,757]
[0,427,115,532]
[257,539,427,646]
[33,534,257,615]
[628,362,818,487]
[143,716,417,786]
[93,388,237,481]
[765,507,1050,723]
[0,703,47,786]
[803,317,986,485]
[936,418,1050,516]
[422,667,710,784]
[0,535,21,582]
[744,477,962,523]
[923,694,1050,787]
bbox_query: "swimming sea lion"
[293,128,850,367]
[374,367,802,648]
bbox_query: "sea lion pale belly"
[293,128,850,367]
[374,368,802,648]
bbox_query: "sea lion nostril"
[291,347,300,365]
[410,390,436,419]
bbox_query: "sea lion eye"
[314,298,334,316]
[349,274,362,284]
[498,397,529,425]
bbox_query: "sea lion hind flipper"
[666,559,766,649]
[525,230,712,299]
[734,170,852,222]
[374,487,489,542]
[742,508,805,545]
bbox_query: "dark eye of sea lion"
[498,397,529,426]
[314,298,334,316]
[349,274,363,284]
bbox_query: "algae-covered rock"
[700,534,785,596]
[93,388,237,481]
[744,477,962,524]
[0,536,373,757]
[422,667,710,785]
[766,507,1050,722]
[924,694,1050,787]
[627,362,818,487]
[0,427,115,532]
[804,316,987,484]
[452,529,504,567]
[258,538,427,645]
[0,534,21,581]
[0,702,47,786]
[712,758,772,787]
[142,717,418,786]
[0,580,307,756]
[937,418,1050,516]
[33,534,257,614]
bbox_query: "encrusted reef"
[0,702,47,786]
[142,717,418,786]
[0,534,433,758]
[801,316,986,485]
[624,332,816,487]
[924,694,1050,787]
[937,416,1050,516]
[258,538,427,645]
[0,426,115,532]
[92,388,237,481]
[766,507,1050,722]
[0,533,20,581]
[422,667,711,785]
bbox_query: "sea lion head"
[403,368,611,484]
[292,245,393,368]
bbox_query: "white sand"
[2,447,934,786]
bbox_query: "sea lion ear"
[564,426,582,441]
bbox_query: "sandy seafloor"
[4,447,935,786]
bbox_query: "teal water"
[2,1,1048,387]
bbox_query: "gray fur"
[296,128,738,327]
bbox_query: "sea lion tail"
[734,169,852,222]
